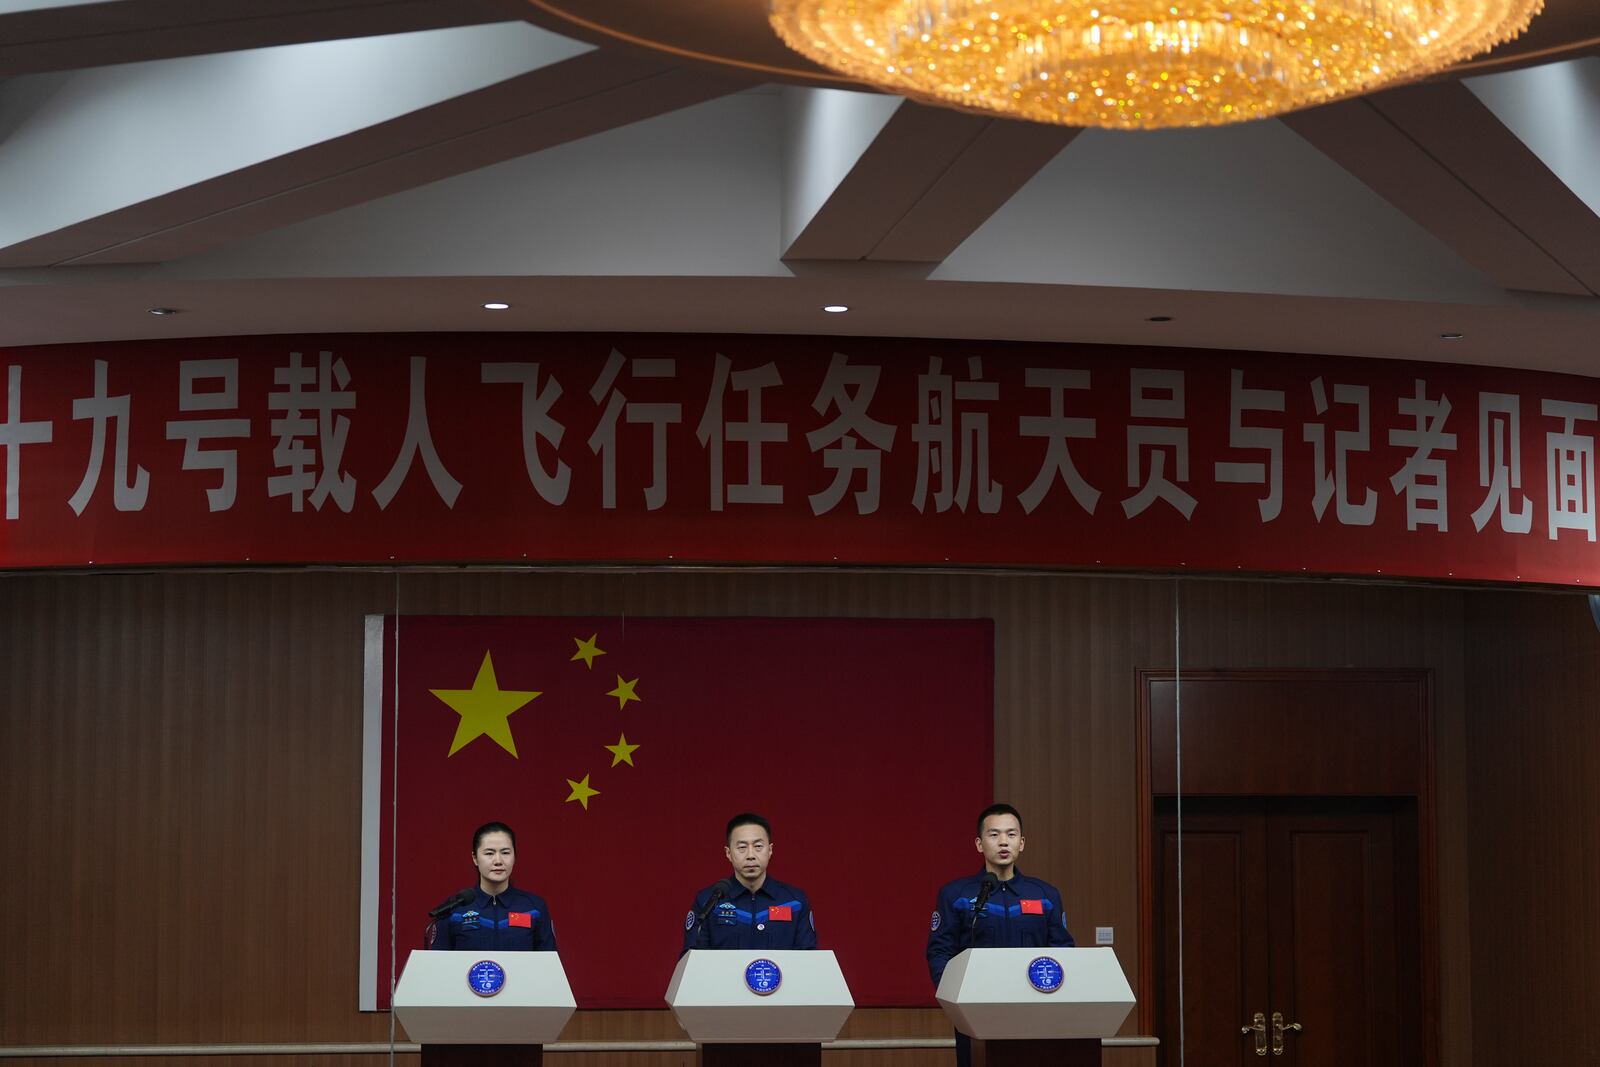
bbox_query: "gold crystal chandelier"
[768,0,1544,129]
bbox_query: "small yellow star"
[571,634,606,669]
[565,774,600,810]
[429,651,540,758]
[608,675,641,709]
[604,732,640,767]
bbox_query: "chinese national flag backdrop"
[371,616,993,1009]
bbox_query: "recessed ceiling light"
[822,304,849,313]
[1145,314,1173,323]
[1439,331,1464,340]
[147,307,179,316]
[483,302,511,310]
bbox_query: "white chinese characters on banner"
[697,355,786,510]
[1017,368,1098,515]
[164,359,250,512]
[69,359,149,515]
[1388,379,1457,532]
[372,357,462,510]
[588,349,682,511]
[0,366,54,521]
[481,361,570,506]
[268,350,356,513]
[1123,368,1196,520]
[806,353,897,516]
[1305,378,1377,526]
[912,356,1002,515]
[1471,392,1532,535]
[1543,400,1597,542]
[1214,369,1285,522]
[12,343,1600,586]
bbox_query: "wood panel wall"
[0,568,1589,1066]
[1462,590,1600,1067]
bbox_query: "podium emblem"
[467,959,507,997]
[744,957,783,996]
[1027,955,1065,994]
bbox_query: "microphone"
[693,880,731,947]
[969,874,999,947]
[427,887,478,920]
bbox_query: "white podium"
[393,950,576,1066]
[666,949,854,1066]
[935,947,1135,1067]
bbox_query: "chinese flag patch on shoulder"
[768,905,793,921]
[1020,899,1044,915]
[509,912,533,928]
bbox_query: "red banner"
[362,615,994,1009]
[2,333,1597,584]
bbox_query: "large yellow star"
[571,634,606,669]
[430,651,540,758]
[565,774,600,810]
[608,675,641,709]
[605,732,640,767]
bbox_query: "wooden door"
[1152,807,1270,1065]
[1153,799,1417,1066]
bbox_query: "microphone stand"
[423,888,477,950]
[969,877,998,949]
[693,880,730,949]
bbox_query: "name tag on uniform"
[1020,899,1045,915]
[767,905,793,921]
[509,912,533,928]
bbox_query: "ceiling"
[0,0,1597,376]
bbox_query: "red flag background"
[365,615,994,1009]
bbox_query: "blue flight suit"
[681,876,817,954]
[436,885,557,951]
[927,870,1074,1067]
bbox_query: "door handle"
[1271,1011,1303,1056]
[1240,1011,1267,1056]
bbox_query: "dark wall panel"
[1463,591,1600,1067]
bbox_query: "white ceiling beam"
[936,118,1507,305]
[0,0,511,76]
[871,115,1079,263]
[1284,81,1597,297]
[781,87,1075,263]
[152,91,790,281]
[780,87,903,260]
[1467,59,1600,221]
[0,22,742,266]
[1436,63,1600,296]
